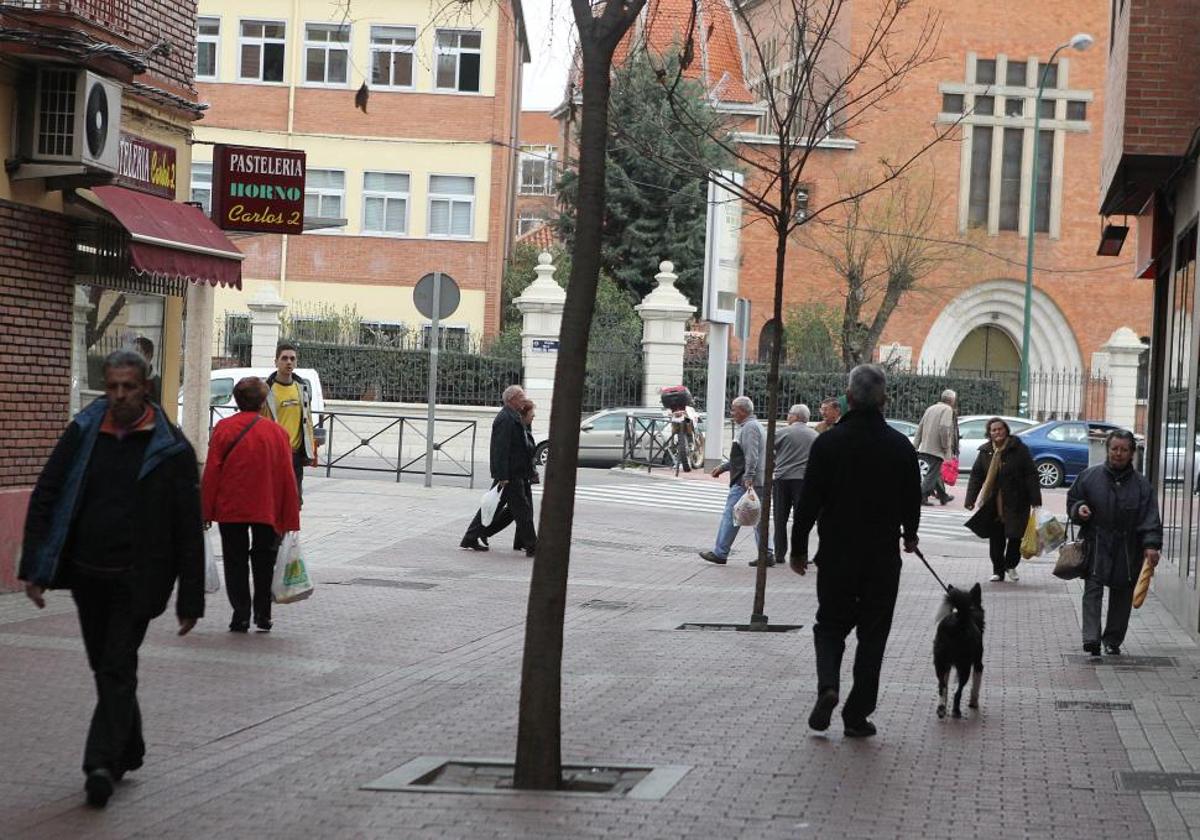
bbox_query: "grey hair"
[732,395,754,414]
[103,349,149,383]
[941,389,956,404]
[502,384,525,404]
[1106,428,1137,451]
[847,364,887,410]
[789,403,810,422]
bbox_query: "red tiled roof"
[515,222,559,251]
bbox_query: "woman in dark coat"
[964,417,1042,582]
[1066,429,1162,656]
[512,399,539,554]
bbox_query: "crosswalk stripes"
[534,480,975,540]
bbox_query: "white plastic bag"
[203,529,221,594]
[479,485,502,527]
[271,532,314,604]
[1036,509,1067,555]
[733,488,761,527]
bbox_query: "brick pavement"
[0,472,1193,838]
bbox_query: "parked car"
[957,415,1037,472]
[887,418,918,441]
[1160,422,1200,485]
[1017,419,1129,488]
[179,366,327,444]
[534,406,707,468]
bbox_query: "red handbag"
[941,457,960,485]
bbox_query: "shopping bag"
[1020,512,1039,559]
[1036,510,1067,555]
[203,529,221,594]
[940,457,960,486]
[271,532,314,604]
[732,488,761,527]
[479,485,502,527]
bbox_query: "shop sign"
[211,144,306,235]
[115,133,177,198]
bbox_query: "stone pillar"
[247,284,288,368]
[1099,326,1146,429]
[181,282,215,462]
[635,261,696,406]
[513,252,565,437]
[70,287,94,416]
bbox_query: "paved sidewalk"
[0,473,1195,838]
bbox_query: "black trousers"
[464,479,536,550]
[292,449,307,507]
[813,557,901,723]
[773,478,805,560]
[71,574,151,776]
[987,520,1021,576]
[918,454,950,502]
[219,523,278,626]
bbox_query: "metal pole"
[704,322,729,465]
[424,272,441,488]
[1019,47,1065,418]
[737,334,747,399]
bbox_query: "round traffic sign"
[413,272,461,320]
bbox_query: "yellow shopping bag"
[1020,512,1039,559]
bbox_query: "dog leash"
[912,547,950,594]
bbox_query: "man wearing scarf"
[1066,429,1162,655]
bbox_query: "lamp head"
[1068,32,1094,51]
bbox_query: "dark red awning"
[91,186,244,289]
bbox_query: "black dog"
[933,583,985,719]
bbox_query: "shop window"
[240,20,286,82]
[305,23,350,85]
[370,25,416,89]
[435,29,482,93]
[196,17,220,80]
[75,286,165,409]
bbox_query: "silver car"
[1161,423,1200,485]
[956,415,1037,473]
[534,407,706,467]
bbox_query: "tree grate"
[1066,655,1177,668]
[343,578,437,590]
[579,599,633,610]
[572,538,646,552]
[1116,771,1200,792]
[676,622,804,633]
[1055,700,1133,712]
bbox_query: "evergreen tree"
[557,50,731,306]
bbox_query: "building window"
[1037,62,1058,88]
[998,128,1023,231]
[190,162,212,215]
[519,145,556,195]
[370,25,416,89]
[975,58,995,85]
[1067,100,1087,121]
[941,93,964,114]
[305,23,350,85]
[196,17,220,80]
[795,185,810,222]
[435,30,482,93]
[240,20,286,82]
[1004,98,1023,117]
[974,95,994,116]
[967,127,992,229]
[362,171,409,235]
[422,323,468,351]
[517,214,547,235]
[1038,99,1056,118]
[428,174,475,237]
[304,169,345,230]
[1005,60,1027,87]
[1033,129,1052,233]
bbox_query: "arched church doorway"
[949,325,1021,412]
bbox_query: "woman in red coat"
[202,377,300,632]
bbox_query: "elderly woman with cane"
[964,417,1042,582]
[1066,429,1162,656]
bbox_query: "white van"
[179,368,326,439]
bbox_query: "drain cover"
[1066,655,1177,667]
[1116,771,1200,792]
[347,578,437,590]
[676,622,804,633]
[579,599,632,610]
[573,538,644,551]
[1055,700,1133,712]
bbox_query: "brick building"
[191,0,529,344]
[0,0,243,589]
[1100,0,1200,635]
[515,110,562,240]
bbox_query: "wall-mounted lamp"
[1096,220,1129,256]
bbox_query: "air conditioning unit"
[28,68,122,172]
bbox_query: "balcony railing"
[2,0,133,34]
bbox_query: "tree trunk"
[512,49,613,791]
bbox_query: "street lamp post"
[1018,32,1094,417]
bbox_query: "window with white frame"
[517,214,547,235]
[370,25,416,89]
[190,162,213,215]
[196,17,220,80]
[435,30,482,93]
[305,23,350,85]
[304,169,345,230]
[362,172,409,235]
[519,145,556,195]
[428,175,475,237]
[240,20,286,82]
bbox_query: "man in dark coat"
[20,350,205,809]
[1067,429,1162,655]
[793,364,921,738]
[460,384,537,554]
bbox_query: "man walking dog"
[794,364,921,738]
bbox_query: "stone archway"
[919,279,1083,373]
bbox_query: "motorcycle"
[660,386,703,475]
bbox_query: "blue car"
[1017,420,1127,488]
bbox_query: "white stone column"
[70,287,94,417]
[247,284,288,368]
[635,261,696,406]
[181,282,215,462]
[513,252,565,437]
[1099,326,1146,429]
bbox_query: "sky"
[520,1,575,110]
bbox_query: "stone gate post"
[247,285,288,368]
[513,252,565,436]
[1099,326,1146,430]
[635,261,695,406]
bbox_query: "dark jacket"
[796,408,921,570]
[1067,463,1163,587]
[489,405,534,482]
[19,398,205,620]
[964,436,1042,539]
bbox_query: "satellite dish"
[85,83,110,158]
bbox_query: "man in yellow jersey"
[263,341,317,506]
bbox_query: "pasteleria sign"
[211,144,306,235]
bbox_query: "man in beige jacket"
[913,389,957,506]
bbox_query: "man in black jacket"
[460,384,536,554]
[20,350,205,809]
[793,364,921,738]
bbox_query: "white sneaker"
[989,574,1002,582]
[1007,568,1019,582]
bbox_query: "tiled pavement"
[0,472,1196,838]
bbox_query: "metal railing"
[620,415,673,471]
[6,0,133,32]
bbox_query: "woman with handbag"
[511,399,539,555]
[964,417,1042,582]
[1066,429,1162,656]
